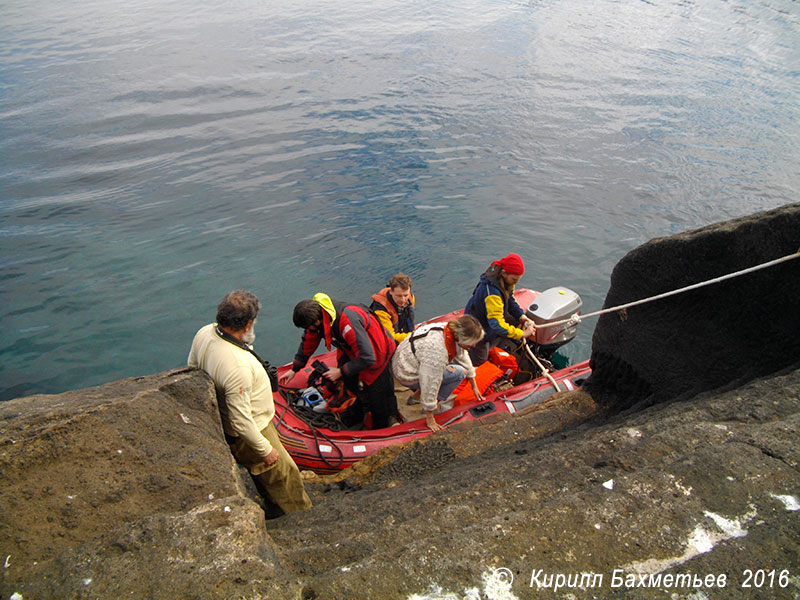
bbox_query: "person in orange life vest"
[391,315,485,432]
[369,273,416,343]
[278,293,398,429]
[188,290,311,516]
[464,253,536,366]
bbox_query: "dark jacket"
[464,265,525,343]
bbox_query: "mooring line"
[546,249,800,329]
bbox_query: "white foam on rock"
[769,493,800,511]
[624,507,755,575]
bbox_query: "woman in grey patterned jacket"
[391,315,485,431]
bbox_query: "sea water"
[1,0,798,401]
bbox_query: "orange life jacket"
[487,347,519,379]
[370,287,415,333]
[452,361,504,405]
[451,347,518,404]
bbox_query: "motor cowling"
[525,287,582,354]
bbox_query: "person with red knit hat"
[464,253,536,365]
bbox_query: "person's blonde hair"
[447,315,484,347]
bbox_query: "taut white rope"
[547,249,800,329]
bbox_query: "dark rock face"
[585,203,800,412]
[270,368,800,600]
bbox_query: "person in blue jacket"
[464,253,536,365]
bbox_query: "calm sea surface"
[1,0,798,401]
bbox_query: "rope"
[521,342,561,392]
[274,388,346,469]
[544,249,800,329]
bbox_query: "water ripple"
[1,0,798,400]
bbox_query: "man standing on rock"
[188,290,311,516]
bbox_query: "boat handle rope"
[543,249,800,330]
[520,342,561,393]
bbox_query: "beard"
[242,324,256,345]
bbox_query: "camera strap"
[215,326,278,388]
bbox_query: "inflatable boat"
[273,288,590,474]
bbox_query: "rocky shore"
[1,204,798,599]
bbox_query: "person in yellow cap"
[279,293,398,429]
[464,253,536,365]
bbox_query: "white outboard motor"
[525,287,582,356]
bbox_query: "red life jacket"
[452,362,503,405]
[329,302,396,386]
[451,347,518,404]
[487,347,519,379]
[292,301,396,386]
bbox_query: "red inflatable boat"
[273,288,590,474]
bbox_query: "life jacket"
[370,287,415,335]
[407,324,457,361]
[487,347,519,379]
[291,294,396,386]
[320,380,357,414]
[451,347,518,404]
[329,301,396,386]
[452,362,503,405]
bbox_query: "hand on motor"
[426,411,442,432]
[278,370,295,386]
[263,448,279,466]
[323,366,342,382]
[521,320,536,339]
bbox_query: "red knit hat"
[494,253,525,275]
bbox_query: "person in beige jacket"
[391,315,485,432]
[188,289,311,516]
